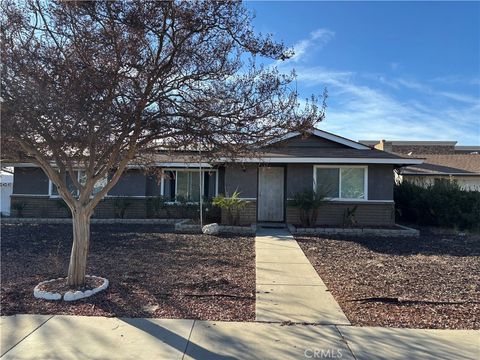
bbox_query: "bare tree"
[1,1,325,286]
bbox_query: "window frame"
[48,171,81,198]
[313,165,368,201]
[48,170,108,198]
[161,168,219,203]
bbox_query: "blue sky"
[246,1,480,145]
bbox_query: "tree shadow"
[120,318,237,360]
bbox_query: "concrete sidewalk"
[1,314,479,359]
[255,228,350,324]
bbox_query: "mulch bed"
[38,277,104,293]
[1,223,255,321]
[296,231,480,329]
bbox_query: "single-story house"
[361,140,480,191]
[8,129,423,226]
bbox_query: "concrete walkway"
[1,315,478,359]
[255,228,350,324]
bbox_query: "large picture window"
[50,171,107,197]
[314,166,367,200]
[162,169,218,202]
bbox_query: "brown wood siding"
[286,202,395,226]
[272,134,348,148]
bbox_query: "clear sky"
[246,1,480,145]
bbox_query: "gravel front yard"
[1,223,255,321]
[297,232,480,329]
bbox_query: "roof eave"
[216,157,424,165]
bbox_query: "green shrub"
[289,189,327,227]
[173,195,200,219]
[394,179,480,230]
[212,190,247,225]
[146,196,169,218]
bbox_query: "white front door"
[258,167,284,222]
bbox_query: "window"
[50,171,108,197]
[315,168,339,198]
[162,169,218,202]
[50,171,79,197]
[78,171,108,196]
[314,166,367,200]
[176,171,201,202]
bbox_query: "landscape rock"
[202,223,220,235]
[63,291,75,301]
[30,276,110,301]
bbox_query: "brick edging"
[288,223,420,237]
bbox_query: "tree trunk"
[67,208,91,286]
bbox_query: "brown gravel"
[1,223,255,321]
[38,277,104,293]
[296,232,480,329]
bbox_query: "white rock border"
[33,275,109,302]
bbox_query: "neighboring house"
[7,129,422,225]
[361,140,480,191]
[0,171,13,216]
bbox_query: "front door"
[258,166,284,222]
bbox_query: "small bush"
[395,180,480,230]
[162,196,220,223]
[343,205,358,228]
[173,195,200,219]
[113,197,132,218]
[289,189,327,227]
[146,196,169,218]
[212,191,247,225]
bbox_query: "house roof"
[4,129,424,167]
[399,154,480,176]
[273,129,371,150]
[455,146,480,154]
[360,140,458,146]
